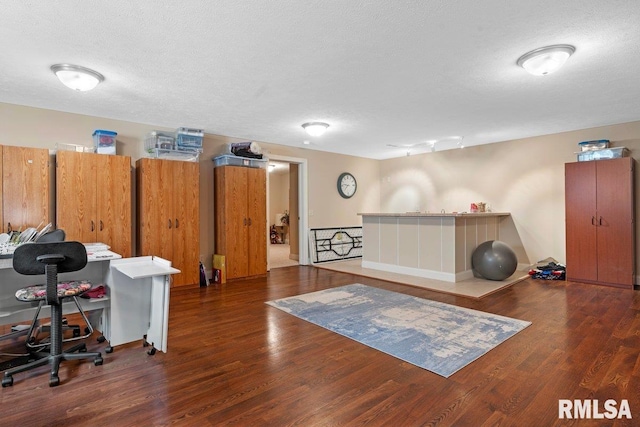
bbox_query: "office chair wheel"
[85,327,92,335]
[2,375,13,387]
[49,375,60,387]
[105,346,113,354]
[97,335,106,343]
[147,347,156,356]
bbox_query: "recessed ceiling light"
[516,45,575,76]
[302,122,329,137]
[51,64,104,91]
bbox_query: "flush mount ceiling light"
[516,45,575,76]
[302,122,329,137]
[51,64,104,91]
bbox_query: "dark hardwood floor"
[1,266,639,426]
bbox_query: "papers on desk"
[84,243,121,261]
[87,250,121,261]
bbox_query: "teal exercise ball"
[472,240,517,281]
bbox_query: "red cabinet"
[565,157,635,288]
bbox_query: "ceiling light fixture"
[51,64,104,91]
[516,45,575,76]
[302,122,329,137]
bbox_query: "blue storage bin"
[93,130,117,154]
[176,127,203,151]
[578,140,609,152]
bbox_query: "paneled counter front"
[358,212,513,282]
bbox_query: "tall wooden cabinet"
[136,158,200,287]
[565,157,635,288]
[2,146,52,233]
[56,151,132,257]
[214,165,267,279]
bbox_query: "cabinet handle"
[248,218,252,226]
[168,219,172,229]
[7,223,11,233]
[591,216,596,226]
[175,218,179,228]
[599,216,603,226]
[243,218,247,226]
[100,220,104,231]
[91,220,95,232]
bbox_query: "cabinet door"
[3,146,51,232]
[57,151,98,243]
[565,161,598,282]
[172,161,200,287]
[137,158,173,261]
[247,167,267,276]
[595,158,634,286]
[215,166,249,279]
[97,155,132,257]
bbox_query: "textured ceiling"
[1,1,639,159]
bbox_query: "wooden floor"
[1,266,639,426]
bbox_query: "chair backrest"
[13,241,87,276]
[36,229,66,243]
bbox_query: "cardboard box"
[213,254,226,284]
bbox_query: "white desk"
[0,250,120,329]
[103,256,179,353]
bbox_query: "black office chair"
[0,229,70,354]
[2,241,103,387]
[21,229,96,350]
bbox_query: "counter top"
[358,212,510,218]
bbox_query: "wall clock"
[337,172,357,199]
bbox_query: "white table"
[0,250,120,329]
[103,256,179,353]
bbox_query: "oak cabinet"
[136,158,200,287]
[214,165,267,279]
[2,146,52,233]
[56,151,132,257]
[565,157,635,288]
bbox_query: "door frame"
[266,154,309,267]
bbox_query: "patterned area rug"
[266,284,531,377]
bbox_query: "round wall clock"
[337,172,357,198]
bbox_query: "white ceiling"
[1,1,639,159]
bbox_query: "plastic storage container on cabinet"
[578,140,610,152]
[212,154,268,169]
[175,128,204,151]
[577,147,628,162]
[93,130,117,154]
[144,131,199,162]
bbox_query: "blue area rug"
[266,284,531,377]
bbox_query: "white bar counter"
[358,212,512,282]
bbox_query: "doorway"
[266,154,309,270]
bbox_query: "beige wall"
[268,170,289,226]
[0,102,381,270]
[4,101,640,274]
[380,121,640,268]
